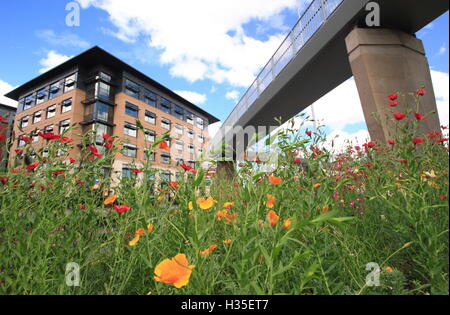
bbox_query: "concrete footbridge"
[210,0,448,169]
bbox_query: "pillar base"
[346,27,440,142]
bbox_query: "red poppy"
[76,180,85,185]
[439,195,447,200]
[389,101,398,107]
[180,163,196,174]
[414,113,427,120]
[105,142,113,149]
[292,158,302,164]
[20,136,32,143]
[393,113,406,120]
[306,130,312,137]
[26,162,40,171]
[388,93,398,101]
[412,138,425,145]
[168,182,179,190]
[38,132,61,141]
[364,163,374,168]
[0,136,5,141]
[159,141,169,150]
[15,149,24,155]
[79,204,87,210]
[428,131,442,139]
[434,138,449,143]
[69,158,76,164]
[0,115,7,122]
[52,171,65,176]
[88,144,103,158]
[354,146,361,151]
[11,169,19,174]
[387,140,395,145]
[363,142,376,149]
[416,89,426,96]
[103,134,114,142]
[399,159,408,165]
[131,169,142,174]
[60,136,74,143]
[441,125,448,130]
[114,204,131,214]
[1,177,8,184]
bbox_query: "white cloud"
[225,90,240,102]
[174,90,207,105]
[36,30,90,48]
[431,70,449,127]
[76,0,301,87]
[0,79,17,107]
[436,43,447,56]
[39,50,72,74]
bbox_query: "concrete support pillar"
[346,27,441,142]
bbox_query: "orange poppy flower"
[103,195,118,205]
[266,194,276,208]
[267,210,280,227]
[200,244,218,256]
[159,141,169,150]
[129,235,140,246]
[223,239,232,245]
[196,197,217,210]
[269,176,283,185]
[154,254,195,288]
[385,267,394,273]
[313,183,321,190]
[283,218,292,229]
[147,224,154,233]
[169,182,179,190]
[136,228,146,236]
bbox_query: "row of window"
[18,120,71,147]
[122,120,205,144]
[123,79,207,129]
[19,98,73,128]
[121,165,188,182]
[19,74,77,112]
[121,143,200,162]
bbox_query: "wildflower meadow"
[0,90,448,295]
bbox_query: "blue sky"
[0,1,448,144]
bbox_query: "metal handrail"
[219,0,344,132]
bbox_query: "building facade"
[0,103,16,169]
[6,46,219,183]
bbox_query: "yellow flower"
[199,244,218,256]
[188,201,193,210]
[266,194,276,209]
[385,267,394,273]
[196,197,217,210]
[223,239,232,245]
[313,183,321,190]
[154,254,195,288]
[223,202,234,209]
[283,218,292,229]
[129,235,140,246]
[157,196,165,201]
[147,224,154,233]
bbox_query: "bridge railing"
[217,0,344,137]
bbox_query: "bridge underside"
[213,0,448,161]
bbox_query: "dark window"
[124,122,138,138]
[47,105,56,119]
[123,143,137,158]
[45,125,54,133]
[49,82,61,99]
[99,72,111,83]
[24,94,34,110]
[188,129,195,139]
[188,145,195,154]
[185,111,194,125]
[61,98,72,113]
[122,164,136,179]
[161,154,171,165]
[97,82,111,100]
[31,130,39,143]
[125,102,139,118]
[64,73,77,92]
[160,98,171,114]
[36,88,46,105]
[96,101,114,123]
[161,118,171,130]
[175,124,183,135]
[145,129,156,142]
[20,116,29,128]
[124,79,140,98]
[144,89,157,107]
[145,110,156,124]
[59,119,70,134]
[173,105,184,120]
